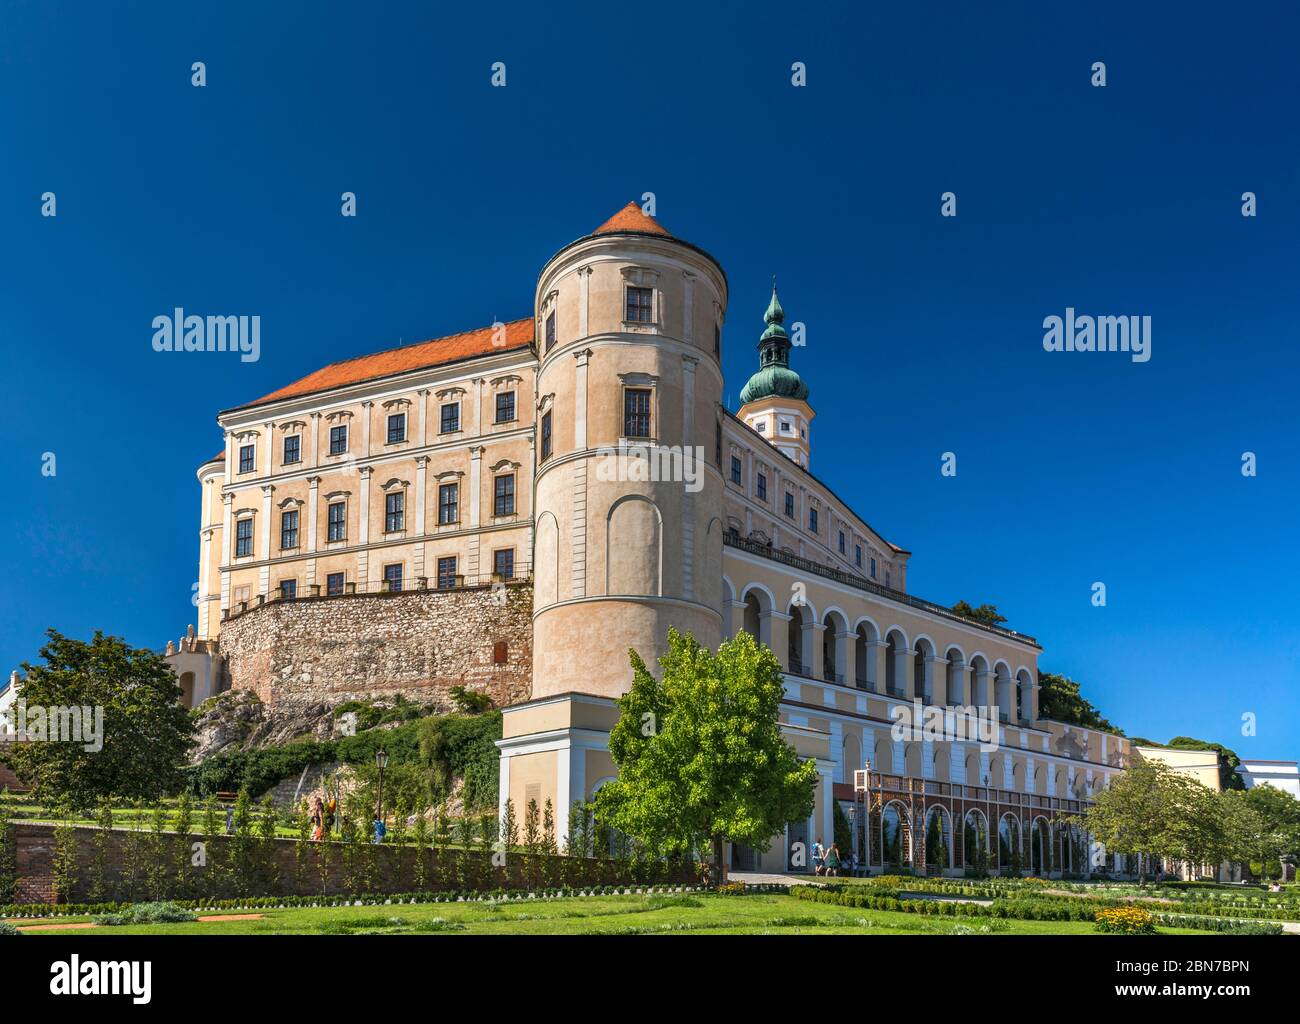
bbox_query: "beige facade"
[179,202,1134,877]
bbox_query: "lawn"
[10,892,1209,936]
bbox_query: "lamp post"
[375,749,389,841]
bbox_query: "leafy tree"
[2,630,194,810]
[594,628,817,886]
[1036,671,1121,734]
[1232,785,1300,864]
[950,601,1007,627]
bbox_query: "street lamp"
[375,749,389,842]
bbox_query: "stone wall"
[217,581,533,709]
[5,823,694,905]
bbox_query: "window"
[784,493,795,519]
[756,421,766,433]
[809,508,819,534]
[493,548,515,581]
[545,311,556,352]
[855,544,862,568]
[624,388,651,438]
[780,420,793,434]
[238,444,255,474]
[838,531,846,554]
[235,518,254,557]
[495,391,516,423]
[437,556,458,589]
[327,501,346,542]
[715,421,722,468]
[383,563,403,592]
[326,572,345,597]
[279,579,297,600]
[714,322,721,358]
[625,286,653,323]
[540,411,552,460]
[885,570,891,588]
[280,509,299,549]
[440,403,460,433]
[756,472,767,501]
[385,492,405,533]
[494,474,515,517]
[730,456,742,485]
[386,413,406,444]
[438,483,458,525]
[870,557,877,579]
[329,425,348,455]
[233,585,250,605]
[283,435,301,465]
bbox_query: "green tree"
[2,630,194,811]
[594,628,817,886]
[950,601,1007,628]
[1036,671,1121,733]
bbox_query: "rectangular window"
[624,388,651,438]
[495,391,516,423]
[440,403,460,433]
[437,556,458,589]
[756,421,766,433]
[282,435,301,465]
[855,544,862,568]
[714,323,721,358]
[233,585,250,605]
[494,474,515,517]
[280,509,299,549]
[838,531,846,554]
[383,563,403,593]
[626,286,653,323]
[493,548,515,581]
[870,557,877,579]
[329,425,348,455]
[885,570,891,588]
[545,311,556,352]
[235,518,254,557]
[784,493,795,519]
[809,508,819,534]
[279,579,297,600]
[386,413,406,444]
[238,444,255,474]
[385,492,405,533]
[438,483,458,525]
[326,572,345,597]
[756,472,767,501]
[730,456,742,485]
[541,411,552,460]
[327,501,346,542]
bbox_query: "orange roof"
[232,318,535,411]
[593,201,671,237]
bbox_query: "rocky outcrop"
[188,690,340,764]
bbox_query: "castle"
[180,203,1131,876]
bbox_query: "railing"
[221,573,532,622]
[724,530,1039,647]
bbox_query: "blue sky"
[1,1,1296,757]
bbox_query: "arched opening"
[963,809,988,873]
[913,638,934,704]
[904,742,923,778]
[881,801,911,869]
[855,621,877,690]
[1016,669,1033,724]
[884,630,905,696]
[178,671,195,708]
[933,745,951,784]
[841,733,861,784]
[787,603,806,674]
[998,814,1022,874]
[1031,817,1051,876]
[743,593,761,642]
[924,806,952,874]
[945,648,965,705]
[994,663,1012,723]
[968,655,990,707]
[822,611,846,683]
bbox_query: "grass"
[9,892,1211,936]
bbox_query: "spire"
[738,276,809,405]
[764,276,784,326]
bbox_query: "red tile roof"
[231,318,535,411]
[593,201,671,237]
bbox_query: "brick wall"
[6,823,692,905]
[218,581,533,709]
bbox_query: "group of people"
[811,837,854,876]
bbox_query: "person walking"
[812,837,826,876]
[825,843,841,877]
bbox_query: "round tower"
[530,202,728,699]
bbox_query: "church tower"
[529,203,728,700]
[737,281,814,468]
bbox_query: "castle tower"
[529,202,729,700]
[737,281,814,468]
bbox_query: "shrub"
[1095,907,1156,935]
[0,921,19,936]
[93,901,197,926]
